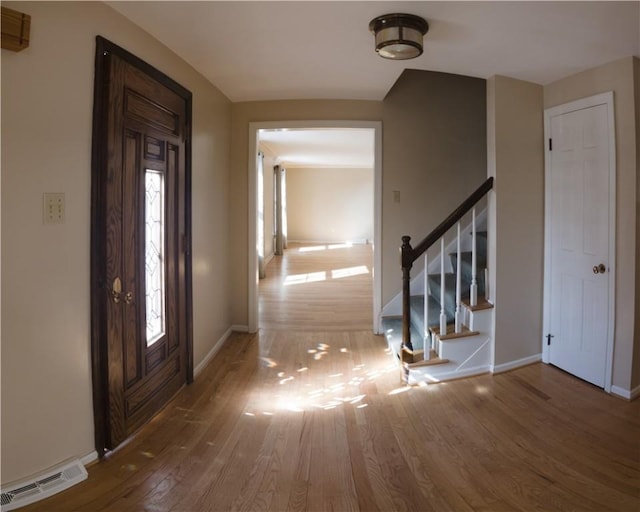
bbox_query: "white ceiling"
[259,128,375,169]
[108,1,639,168]
[109,1,639,103]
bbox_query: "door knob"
[592,263,606,274]
[111,277,122,303]
[124,291,133,305]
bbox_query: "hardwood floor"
[259,243,373,331]
[24,245,640,511]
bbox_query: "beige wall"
[487,76,544,367]
[381,70,487,305]
[544,57,638,393]
[286,167,374,243]
[1,1,232,484]
[230,101,383,325]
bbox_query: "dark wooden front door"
[91,37,193,452]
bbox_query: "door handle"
[124,291,133,305]
[592,263,606,274]
[111,277,122,303]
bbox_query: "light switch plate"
[43,193,65,223]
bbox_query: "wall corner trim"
[611,384,640,401]
[192,325,250,377]
[193,327,234,378]
[80,451,99,467]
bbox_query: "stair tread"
[429,324,480,340]
[404,350,449,368]
[461,297,494,311]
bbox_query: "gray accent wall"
[381,69,487,306]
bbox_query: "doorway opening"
[248,121,382,334]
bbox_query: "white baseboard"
[264,252,274,266]
[193,325,252,378]
[491,353,541,374]
[611,384,640,401]
[80,451,98,467]
[194,327,234,378]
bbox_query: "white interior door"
[545,93,615,389]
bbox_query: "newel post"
[401,236,414,357]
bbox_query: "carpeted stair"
[382,232,487,360]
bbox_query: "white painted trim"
[80,451,98,467]
[542,106,552,366]
[491,353,541,374]
[372,123,383,334]
[248,127,259,333]
[193,327,234,378]
[231,324,249,333]
[542,92,616,392]
[455,338,491,371]
[249,121,383,335]
[611,384,640,401]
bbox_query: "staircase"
[381,178,494,385]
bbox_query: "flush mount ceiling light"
[369,13,429,60]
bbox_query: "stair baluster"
[455,222,462,333]
[392,177,493,382]
[470,208,478,307]
[423,253,431,359]
[439,238,447,335]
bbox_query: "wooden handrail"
[402,177,494,268]
[400,177,493,358]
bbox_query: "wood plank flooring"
[23,244,640,511]
[259,243,373,331]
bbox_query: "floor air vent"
[1,459,87,511]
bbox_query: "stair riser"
[407,363,490,385]
[467,306,493,333]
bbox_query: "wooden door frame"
[542,91,616,393]
[90,36,194,455]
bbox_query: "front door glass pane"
[145,169,165,347]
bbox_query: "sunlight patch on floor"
[331,265,369,279]
[284,271,326,285]
[283,266,368,286]
[297,242,354,253]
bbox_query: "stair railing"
[400,177,494,362]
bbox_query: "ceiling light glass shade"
[369,13,429,60]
